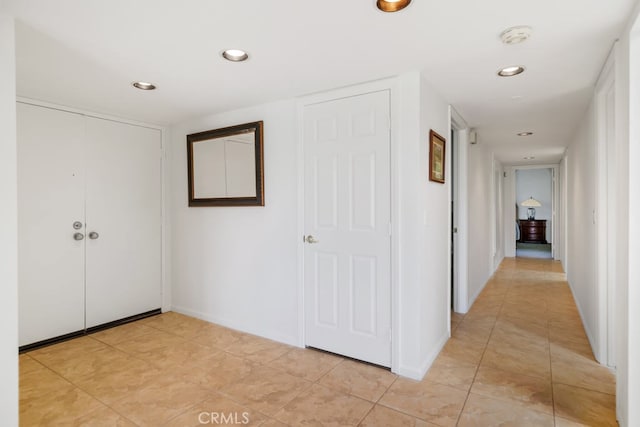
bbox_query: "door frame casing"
[448,108,470,314]
[296,78,400,373]
[504,164,560,259]
[595,46,617,367]
[16,97,170,313]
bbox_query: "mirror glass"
[187,121,264,206]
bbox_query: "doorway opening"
[515,168,554,259]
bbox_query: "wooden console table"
[519,220,547,244]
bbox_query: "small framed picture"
[429,129,446,184]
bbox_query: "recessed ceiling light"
[500,26,532,45]
[376,0,411,12]
[498,65,525,77]
[523,156,536,160]
[222,49,249,62]
[132,81,156,90]
[517,132,534,136]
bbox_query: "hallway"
[443,257,616,425]
[19,258,616,426]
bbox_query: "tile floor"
[20,257,616,426]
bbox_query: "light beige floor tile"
[224,334,292,363]
[550,348,616,395]
[439,337,487,365]
[549,333,594,359]
[142,313,220,340]
[20,364,73,401]
[458,392,554,426]
[423,354,478,391]
[27,337,108,368]
[20,384,105,427]
[269,347,344,381]
[137,311,196,329]
[19,260,617,427]
[68,406,137,426]
[318,359,397,402]
[379,378,467,426]
[110,372,212,426]
[221,366,311,416]
[360,405,437,426]
[91,322,159,345]
[19,354,42,375]
[176,351,258,390]
[493,317,549,338]
[470,366,553,415]
[451,312,465,322]
[163,392,267,426]
[553,383,617,426]
[192,325,244,351]
[274,384,373,426]
[452,322,494,345]
[137,339,219,370]
[487,332,548,357]
[480,344,551,380]
[554,416,591,426]
[30,345,133,381]
[73,358,163,405]
[113,328,187,356]
[259,419,289,427]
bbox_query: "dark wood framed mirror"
[187,121,264,206]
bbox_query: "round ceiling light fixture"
[376,0,412,13]
[222,49,249,62]
[498,65,525,77]
[500,26,532,45]
[132,81,156,91]
[517,131,534,136]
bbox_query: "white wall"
[516,168,553,242]
[466,142,496,304]
[565,100,599,357]
[415,75,450,376]
[493,159,505,270]
[621,9,640,425]
[0,14,19,427]
[564,8,640,422]
[170,73,452,380]
[170,99,301,345]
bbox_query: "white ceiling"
[4,0,637,165]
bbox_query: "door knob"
[305,235,319,244]
[73,232,84,241]
[88,231,99,240]
[72,221,83,230]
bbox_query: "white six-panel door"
[303,90,392,367]
[84,117,162,328]
[17,103,86,346]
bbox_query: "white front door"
[303,90,392,367]
[84,117,162,328]
[17,103,86,346]
[18,104,162,346]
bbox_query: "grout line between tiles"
[453,276,507,425]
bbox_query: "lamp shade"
[521,197,541,207]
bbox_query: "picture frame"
[429,129,446,184]
[187,121,264,206]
